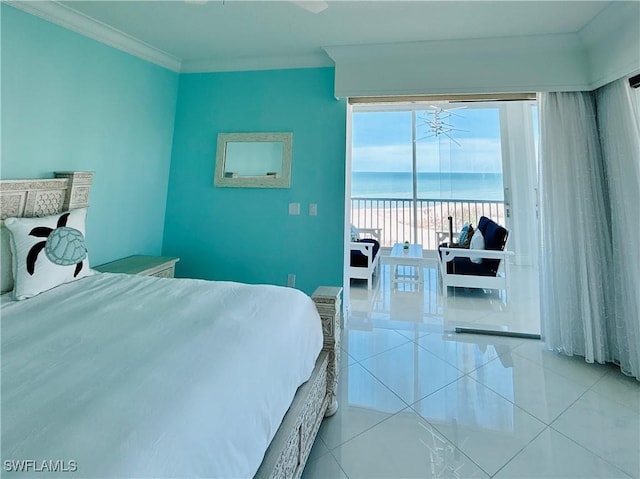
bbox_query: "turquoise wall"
[163,68,346,294]
[1,4,179,265]
[2,5,346,292]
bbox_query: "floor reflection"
[303,261,634,479]
[349,260,540,336]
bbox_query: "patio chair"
[349,225,381,290]
[438,216,514,300]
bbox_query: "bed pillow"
[4,208,92,300]
[1,223,14,293]
[469,228,485,264]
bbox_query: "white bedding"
[1,273,322,478]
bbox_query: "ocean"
[352,172,504,201]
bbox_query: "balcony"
[351,197,505,250]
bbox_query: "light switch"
[309,203,317,216]
[288,203,300,215]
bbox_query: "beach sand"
[351,200,505,249]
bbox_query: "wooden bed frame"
[0,171,341,479]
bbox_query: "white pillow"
[469,228,485,264]
[350,224,360,242]
[4,208,92,300]
[1,223,14,293]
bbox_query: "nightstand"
[95,255,180,278]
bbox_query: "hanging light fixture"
[417,105,467,146]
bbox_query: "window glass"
[352,111,412,198]
[416,106,504,201]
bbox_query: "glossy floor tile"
[417,332,523,374]
[513,341,610,388]
[302,261,640,479]
[331,409,489,479]
[494,427,631,478]
[441,263,541,336]
[470,353,588,424]
[306,436,330,463]
[302,452,348,479]
[350,261,541,336]
[551,390,640,477]
[339,347,357,369]
[590,366,640,413]
[359,342,464,406]
[340,327,410,362]
[317,363,406,449]
[412,376,546,476]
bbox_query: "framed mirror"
[214,132,293,188]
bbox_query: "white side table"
[387,243,424,290]
[95,255,179,278]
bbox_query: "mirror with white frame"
[214,132,293,188]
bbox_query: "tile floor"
[301,261,640,479]
[366,258,541,336]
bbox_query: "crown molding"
[181,52,334,74]
[8,0,634,86]
[6,0,182,72]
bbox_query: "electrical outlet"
[309,203,317,216]
[287,274,296,288]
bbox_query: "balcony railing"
[351,197,505,250]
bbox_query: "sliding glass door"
[415,104,506,250]
[352,102,509,251]
[350,99,540,337]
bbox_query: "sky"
[352,107,505,173]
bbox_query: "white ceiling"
[50,0,612,71]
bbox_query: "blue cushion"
[447,257,501,276]
[350,239,380,267]
[477,216,508,251]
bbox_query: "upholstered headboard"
[0,171,93,220]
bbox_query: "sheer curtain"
[595,79,640,380]
[538,91,613,365]
[539,81,640,381]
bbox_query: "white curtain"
[595,79,640,380]
[538,91,613,365]
[539,81,640,381]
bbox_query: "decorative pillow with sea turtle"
[4,208,93,300]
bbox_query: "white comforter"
[1,273,322,478]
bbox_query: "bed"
[0,172,341,479]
